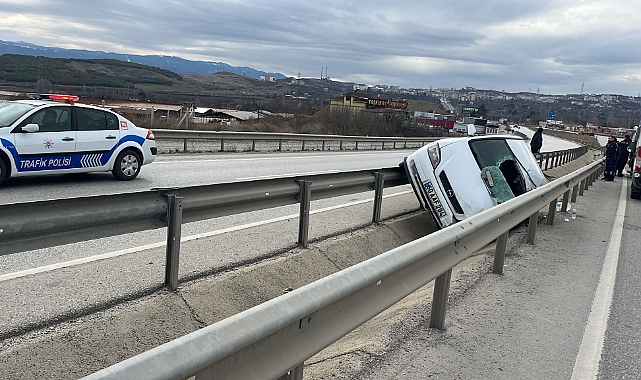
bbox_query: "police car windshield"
[0,102,37,127]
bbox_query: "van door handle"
[62,137,75,141]
[105,135,117,139]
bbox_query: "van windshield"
[468,139,516,169]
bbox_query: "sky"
[1,0,641,96]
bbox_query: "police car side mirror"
[22,123,40,133]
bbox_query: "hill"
[0,54,181,88]
[0,40,285,79]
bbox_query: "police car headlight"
[427,144,441,168]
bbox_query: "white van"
[403,135,547,228]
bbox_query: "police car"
[0,94,156,186]
[404,135,547,228]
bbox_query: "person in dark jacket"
[530,127,543,153]
[616,135,632,176]
[603,136,618,181]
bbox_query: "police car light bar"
[28,94,80,103]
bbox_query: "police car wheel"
[0,159,6,186]
[112,150,141,181]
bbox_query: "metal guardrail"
[534,145,589,170]
[81,157,605,380]
[0,145,590,287]
[151,129,441,152]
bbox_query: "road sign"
[462,106,478,115]
[548,112,555,120]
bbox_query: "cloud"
[0,0,640,95]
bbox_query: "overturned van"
[403,135,547,228]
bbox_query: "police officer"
[603,136,618,181]
[616,134,632,176]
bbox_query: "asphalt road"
[0,150,414,203]
[350,176,640,379]
[0,150,415,275]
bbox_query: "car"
[0,94,156,186]
[629,125,641,199]
[403,135,547,228]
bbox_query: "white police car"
[0,94,156,186]
[404,135,547,228]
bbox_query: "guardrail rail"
[80,155,605,380]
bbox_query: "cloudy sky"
[1,0,640,96]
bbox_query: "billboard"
[462,106,478,115]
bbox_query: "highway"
[4,136,636,380]
[0,150,413,203]
[0,150,415,273]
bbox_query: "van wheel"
[112,150,141,181]
[0,159,6,186]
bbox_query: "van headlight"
[427,144,441,168]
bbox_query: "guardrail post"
[251,140,256,152]
[278,363,304,380]
[163,192,184,291]
[297,180,311,248]
[220,138,225,152]
[526,212,538,244]
[579,179,586,196]
[403,141,407,149]
[355,141,359,150]
[279,139,283,152]
[372,172,385,223]
[561,190,570,213]
[322,140,326,151]
[571,184,579,203]
[547,199,557,225]
[493,231,509,274]
[429,268,452,330]
[302,141,306,151]
[545,154,551,170]
[585,174,591,190]
[339,141,343,150]
[183,139,188,153]
[393,142,397,149]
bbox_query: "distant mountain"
[0,40,286,80]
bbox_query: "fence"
[80,155,605,380]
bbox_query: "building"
[330,92,407,114]
[259,75,277,82]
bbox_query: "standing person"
[603,136,618,181]
[616,134,632,176]
[530,127,543,153]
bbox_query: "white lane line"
[571,178,627,380]
[0,190,414,282]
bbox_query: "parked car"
[403,135,547,228]
[0,94,156,186]
[629,125,641,199]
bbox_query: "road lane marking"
[571,178,627,380]
[0,190,414,282]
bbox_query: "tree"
[477,103,488,118]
